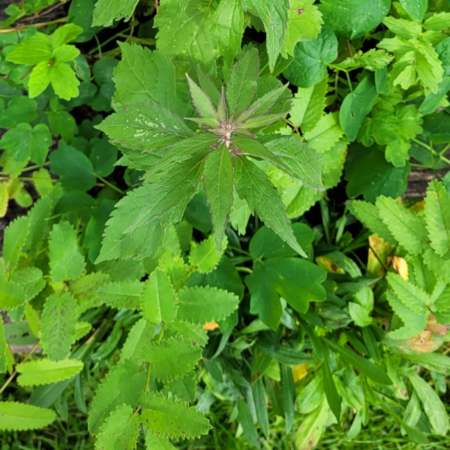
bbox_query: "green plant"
[1,0,450,449]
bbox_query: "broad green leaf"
[139,337,202,381]
[6,33,53,65]
[387,273,429,315]
[145,433,177,450]
[226,48,259,116]
[233,156,306,257]
[0,123,52,166]
[0,271,25,310]
[41,292,78,361]
[100,280,143,310]
[376,196,428,255]
[140,392,211,440]
[415,42,444,94]
[50,62,80,101]
[186,75,218,120]
[98,101,194,152]
[48,111,78,142]
[340,74,378,141]
[53,44,80,63]
[52,23,83,47]
[177,285,239,324]
[0,402,56,431]
[203,144,234,252]
[423,12,450,31]
[49,221,85,283]
[142,270,177,324]
[50,143,96,191]
[90,139,118,177]
[290,74,328,133]
[121,318,156,361]
[0,97,37,129]
[92,0,139,26]
[351,200,396,244]
[325,338,392,385]
[10,267,45,301]
[189,234,227,274]
[3,216,29,271]
[113,44,187,116]
[304,112,344,152]
[17,359,83,387]
[88,360,147,433]
[319,0,390,39]
[382,17,422,40]
[281,0,323,58]
[70,272,110,312]
[264,137,324,190]
[294,398,328,450]
[425,180,450,256]
[283,24,338,88]
[400,0,428,21]
[409,373,449,436]
[155,0,220,66]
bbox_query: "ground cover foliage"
[1,0,450,448]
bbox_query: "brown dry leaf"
[392,256,408,280]
[203,321,219,331]
[425,314,448,336]
[407,331,443,353]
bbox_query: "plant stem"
[95,174,125,194]
[0,17,67,33]
[94,34,102,59]
[236,266,253,274]
[88,27,132,55]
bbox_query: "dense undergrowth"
[1,0,450,449]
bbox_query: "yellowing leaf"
[392,256,409,280]
[292,362,309,382]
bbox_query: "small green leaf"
[10,267,45,301]
[50,62,80,100]
[0,402,56,431]
[6,33,53,65]
[17,359,83,387]
[3,216,29,272]
[189,234,228,274]
[100,281,143,310]
[387,273,429,315]
[52,23,84,47]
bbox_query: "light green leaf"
[409,373,449,436]
[97,101,194,152]
[294,398,328,450]
[230,192,252,235]
[88,360,147,433]
[145,433,177,449]
[0,270,25,310]
[121,318,156,361]
[52,23,83,47]
[177,285,239,324]
[304,112,343,152]
[41,292,78,361]
[0,402,56,431]
[403,352,450,375]
[203,144,234,252]
[283,24,338,88]
[6,33,53,65]
[69,272,110,312]
[100,280,143,310]
[139,337,202,381]
[290,74,328,133]
[142,270,177,324]
[53,44,80,63]
[234,156,306,257]
[0,315,6,374]
[95,405,140,450]
[10,267,45,301]
[425,179,450,257]
[50,62,80,100]
[186,75,218,120]
[387,273,429,315]
[49,221,85,283]
[93,0,139,26]
[424,12,450,32]
[140,392,211,440]
[3,216,29,271]
[376,196,428,255]
[189,233,228,274]
[281,0,323,58]
[17,359,83,387]
[382,16,421,40]
[226,48,259,116]
[415,42,444,94]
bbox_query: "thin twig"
[155,0,159,13]
[22,2,66,22]
[346,38,353,57]
[0,17,67,33]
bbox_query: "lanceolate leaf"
[140,392,211,440]
[387,273,429,315]
[203,144,234,252]
[0,402,56,431]
[233,156,307,257]
[186,75,218,119]
[425,180,450,257]
[40,292,78,361]
[3,216,29,272]
[188,233,227,274]
[141,270,177,324]
[88,360,147,433]
[16,359,83,387]
[177,286,239,324]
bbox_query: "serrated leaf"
[0,402,56,431]
[290,74,328,133]
[49,221,85,282]
[246,83,289,118]
[281,0,323,58]
[186,75,218,120]
[376,196,428,255]
[425,180,450,257]
[92,0,139,27]
[97,101,194,152]
[142,270,177,324]
[121,318,157,361]
[203,144,234,252]
[23,196,53,256]
[169,319,209,347]
[163,372,196,402]
[304,112,343,152]
[41,292,78,361]
[95,404,140,450]
[177,285,239,324]
[70,272,110,312]
[139,337,202,381]
[386,291,428,339]
[3,216,29,271]
[0,315,6,374]
[387,273,429,315]
[10,267,45,301]
[88,360,147,434]
[145,433,177,450]
[416,43,444,94]
[409,373,449,436]
[6,33,53,65]
[100,281,143,310]
[233,155,306,257]
[140,392,211,440]
[189,234,228,274]
[16,359,83,387]
[0,270,25,310]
